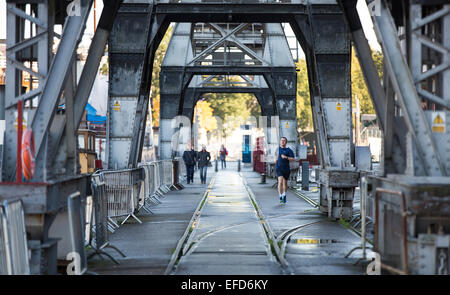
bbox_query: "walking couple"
[182,144,211,184]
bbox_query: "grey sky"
[0,0,381,52]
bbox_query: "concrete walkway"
[241,168,367,275]
[88,168,216,274]
[173,166,282,275]
[88,162,368,275]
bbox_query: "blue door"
[242,135,251,163]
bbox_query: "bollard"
[301,161,309,191]
[238,159,241,172]
[215,159,218,172]
[260,173,266,184]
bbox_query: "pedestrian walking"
[182,144,197,184]
[275,137,295,204]
[197,145,211,184]
[219,144,228,169]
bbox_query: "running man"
[275,137,295,203]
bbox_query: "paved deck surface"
[88,162,368,275]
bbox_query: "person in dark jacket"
[197,145,211,184]
[182,144,197,184]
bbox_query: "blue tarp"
[86,102,106,124]
[58,102,106,124]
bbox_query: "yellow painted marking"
[297,238,319,244]
[113,100,121,111]
[209,195,216,198]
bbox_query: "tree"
[351,47,383,114]
[151,25,174,127]
[194,100,217,132]
[296,59,313,131]
[204,92,260,137]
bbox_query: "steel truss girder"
[289,3,355,220]
[107,3,169,169]
[159,22,297,159]
[368,0,446,177]
[3,2,53,181]
[409,3,450,176]
[338,0,407,175]
[51,1,123,176]
[291,6,352,168]
[3,0,94,181]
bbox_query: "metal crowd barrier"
[177,157,187,183]
[158,161,170,194]
[0,200,30,275]
[138,163,163,213]
[162,160,175,190]
[149,162,164,201]
[101,168,144,227]
[88,159,186,239]
[88,175,126,264]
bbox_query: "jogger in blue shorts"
[275,137,295,203]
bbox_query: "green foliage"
[151,26,174,127]
[351,47,383,114]
[296,59,313,131]
[295,48,383,132]
[204,92,260,137]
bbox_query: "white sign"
[431,111,446,133]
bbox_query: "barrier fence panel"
[163,160,174,190]
[86,160,184,244]
[0,200,30,275]
[178,157,187,183]
[91,175,109,248]
[102,169,143,225]
[148,163,161,204]
[158,161,169,194]
[84,196,93,247]
[67,192,88,275]
[88,175,126,264]
[149,163,163,203]
[137,164,154,213]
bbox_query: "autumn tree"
[151,25,174,127]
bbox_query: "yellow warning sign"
[336,102,342,111]
[285,122,289,128]
[431,112,445,133]
[113,100,120,111]
[13,112,27,130]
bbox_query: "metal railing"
[86,158,186,267]
[101,168,144,227]
[88,175,126,264]
[89,159,185,232]
[0,200,30,275]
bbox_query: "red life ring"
[21,128,35,181]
